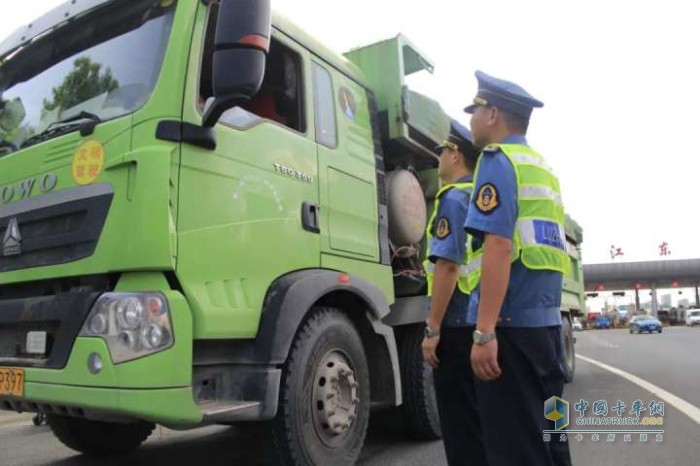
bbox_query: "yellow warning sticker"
[72,140,105,186]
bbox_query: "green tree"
[42,57,119,112]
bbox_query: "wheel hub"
[314,351,359,437]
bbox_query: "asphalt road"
[1,327,699,465]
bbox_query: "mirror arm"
[202,93,250,128]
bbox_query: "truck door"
[176,5,320,338]
[311,63,379,262]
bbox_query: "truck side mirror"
[202,0,271,128]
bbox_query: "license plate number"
[0,367,24,397]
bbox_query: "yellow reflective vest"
[423,182,478,296]
[465,143,570,281]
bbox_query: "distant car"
[686,310,700,327]
[572,318,583,331]
[629,315,663,334]
[592,316,611,329]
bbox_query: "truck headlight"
[87,311,109,335]
[80,293,174,363]
[115,297,143,330]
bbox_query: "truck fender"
[225,269,401,405]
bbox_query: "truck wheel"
[269,307,370,466]
[561,315,575,383]
[398,324,441,440]
[47,415,154,456]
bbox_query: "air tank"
[386,169,427,247]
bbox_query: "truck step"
[199,401,263,423]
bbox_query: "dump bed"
[345,34,449,171]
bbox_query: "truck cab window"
[312,63,337,148]
[199,8,304,132]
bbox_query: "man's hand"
[471,339,501,381]
[422,335,441,368]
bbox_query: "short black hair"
[460,147,479,172]
[501,109,530,134]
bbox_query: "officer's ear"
[486,105,500,126]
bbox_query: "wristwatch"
[424,323,440,338]
[472,329,496,345]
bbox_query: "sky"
[2,0,700,268]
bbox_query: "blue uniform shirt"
[464,135,562,328]
[428,175,472,327]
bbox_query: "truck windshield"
[0,0,176,152]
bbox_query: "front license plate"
[0,367,24,397]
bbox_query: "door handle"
[301,202,320,234]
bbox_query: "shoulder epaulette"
[482,144,500,154]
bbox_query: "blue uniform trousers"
[433,327,488,466]
[477,326,572,466]
[434,326,572,466]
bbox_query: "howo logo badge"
[0,172,58,205]
[2,218,21,256]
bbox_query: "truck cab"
[0,1,435,463]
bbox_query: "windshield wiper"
[46,111,101,132]
[20,111,102,149]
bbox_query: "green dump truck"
[561,215,585,381]
[0,1,583,464]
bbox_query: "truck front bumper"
[0,287,203,427]
[1,383,201,426]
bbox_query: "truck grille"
[0,184,113,272]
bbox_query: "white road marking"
[577,354,700,425]
[0,412,34,429]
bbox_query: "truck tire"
[268,307,370,466]
[561,315,575,383]
[398,324,441,440]
[47,415,154,456]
